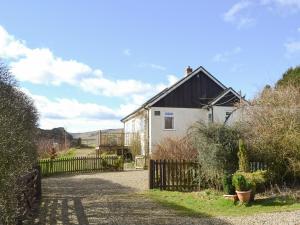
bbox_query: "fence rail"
[38,156,123,177]
[149,160,201,191]
[17,166,41,224]
[250,161,268,172]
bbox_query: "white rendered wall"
[149,107,207,153]
[123,110,147,155]
[211,106,236,123]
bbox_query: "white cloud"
[213,47,242,63]
[123,48,131,56]
[223,1,255,28]
[21,88,125,132]
[0,26,29,59]
[224,1,252,22]
[0,25,179,131]
[261,0,300,9]
[0,25,172,99]
[138,63,167,71]
[167,75,179,85]
[285,40,300,55]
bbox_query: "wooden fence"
[149,160,201,191]
[17,166,41,225]
[38,156,123,177]
[250,161,268,172]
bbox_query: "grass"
[57,148,77,158]
[144,189,300,217]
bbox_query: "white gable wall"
[212,106,236,123]
[149,107,207,153]
[149,106,237,154]
[123,110,148,155]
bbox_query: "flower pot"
[236,190,251,203]
[223,194,238,202]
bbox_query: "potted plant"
[222,174,238,202]
[232,174,252,203]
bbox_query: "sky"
[0,0,300,132]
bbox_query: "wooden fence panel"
[38,156,124,177]
[250,161,268,172]
[149,160,200,191]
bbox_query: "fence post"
[149,160,154,189]
[162,160,166,190]
[34,165,42,201]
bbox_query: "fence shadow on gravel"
[26,174,231,225]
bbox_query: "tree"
[276,66,300,88]
[0,63,39,224]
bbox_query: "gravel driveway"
[31,170,300,225]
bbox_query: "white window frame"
[225,111,232,121]
[163,112,175,130]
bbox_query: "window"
[164,112,174,129]
[225,112,231,121]
[154,111,160,116]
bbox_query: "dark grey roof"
[120,66,231,122]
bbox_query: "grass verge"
[144,189,300,217]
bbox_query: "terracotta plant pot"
[236,190,251,203]
[223,194,238,202]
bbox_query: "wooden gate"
[149,160,201,191]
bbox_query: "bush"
[151,136,197,160]
[130,133,141,158]
[0,64,38,224]
[238,139,250,172]
[232,174,251,191]
[237,170,268,194]
[223,174,235,195]
[242,84,300,183]
[189,122,240,189]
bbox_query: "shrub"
[237,170,268,194]
[0,63,38,224]
[189,122,240,189]
[223,174,235,195]
[151,136,197,161]
[242,84,300,183]
[238,139,250,172]
[130,133,142,158]
[232,174,251,191]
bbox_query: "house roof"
[208,87,241,106]
[121,66,237,122]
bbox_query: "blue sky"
[0,0,299,132]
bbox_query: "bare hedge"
[0,63,39,224]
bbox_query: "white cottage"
[121,66,243,156]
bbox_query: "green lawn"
[144,189,300,217]
[57,148,77,158]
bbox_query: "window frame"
[163,112,175,130]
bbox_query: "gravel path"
[31,170,300,225]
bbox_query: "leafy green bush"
[189,122,240,189]
[232,174,251,191]
[237,170,268,194]
[223,174,235,195]
[238,139,250,172]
